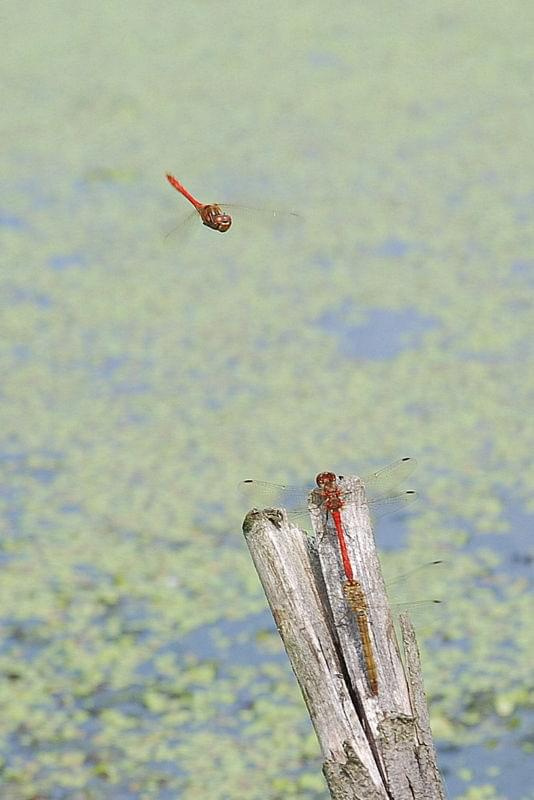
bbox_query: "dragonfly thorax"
[314,472,345,511]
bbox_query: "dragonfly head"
[315,471,337,488]
[201,204,232,232]
[213,212,232,232]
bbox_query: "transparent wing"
[163,209,199,240]
[384,559,445,590]
[343,561,445,628]
[368,490,417,518]
[385,560,446,630]
[238,479,417,518]
[238,479,312,514]
[341,598,444,633]
[360,457,417,500]
[217,202,302,221]
[165,203,301,240]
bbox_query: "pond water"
[1,3,533,798]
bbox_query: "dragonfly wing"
[386,560,445,630]
[163,209,199,240]
[388,599,445,633]
[238,479,311,513]
[340,597,444,636]
[390,600,443,611]
[341,561,445,629]
[368,490,417,518]
[361,457,417,499]
[384,560,446,590]
[217,203,302,232]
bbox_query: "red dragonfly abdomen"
[330,510,354,581]
[166,174,203,210]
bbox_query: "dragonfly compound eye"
[315,471,337,487]
[216,215,232,232]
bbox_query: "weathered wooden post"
[242,473,446,800]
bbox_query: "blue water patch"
[463,501,534,582]
[317,306,438,359]
[80,355,154,397]
[96,356,129,377]
[313,252,335,270]
[446,190,465,208]
[371,237,412,258]
[11,344,31,362]
[47,253,85,270]
[373,505,416,550]
[164,610,283,672]
[28,466,57,484]
[510,260,534,286]
[0,448,62,473]
[1,505,24,539]
[11,288,53,308]
[59,503,83,514]
[0,212,26,229]
[438,710,534,800]
[308,51,343,68]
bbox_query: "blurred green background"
[1,3,533,798]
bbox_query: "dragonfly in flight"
[165,174,300,236]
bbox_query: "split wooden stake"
[242,474,446,800]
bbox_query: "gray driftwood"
[242,474,446,800]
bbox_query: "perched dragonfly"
[240,457,417,582]
[343,561,443,696]
[165,173,300,236]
